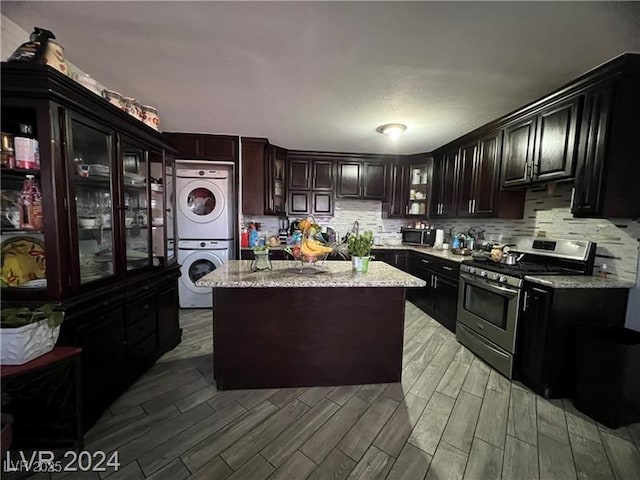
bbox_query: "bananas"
[301,237,332,257]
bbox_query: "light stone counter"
[242,245,469,263]
[197,260,426,288]
[524,274,636,289]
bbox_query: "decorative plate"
[1,236,46,287]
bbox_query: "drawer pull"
[421,259,430,264]
[442,266,453,271]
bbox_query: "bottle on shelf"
[14,123,40,170]
[1,132,16,169]
[18,174,43,230]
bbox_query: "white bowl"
[79,217,97,228]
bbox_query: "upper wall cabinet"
[572,70,640,218]
[163,132,238,161]
[287,154,335,216]
[502,97,581,188]
[240,138,286,216]
[336,159,387,200]
[430,150,458,217]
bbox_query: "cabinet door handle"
[405,205,408,215]
[468,199,472,213]
[434,276,438,288]
[442,265,453,271]
[430,276,434,287]
[523,291,529,312]
[472,199,476,213]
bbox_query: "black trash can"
[574,326,640,429]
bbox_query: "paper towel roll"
[435,229,444,247]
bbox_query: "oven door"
[457,273,521,352]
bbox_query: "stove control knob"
[468,267,476,274]
[480,270,488,277]
[498,275,507,283]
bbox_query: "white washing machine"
[178,239,231,308]
[176,165,233,240]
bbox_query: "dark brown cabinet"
[241,138,286,215]
[457,132,513,217]
[73,306,124,428]
[164,132,238,161]
[265,146,286,215]
[502,116,537,187]
[372,249,409,272]
[312,160,334,190]
[362,161,387,199]
[408,252,460,332]
[1,63,182,431]
[430,150,458,217]
[286,154,335,216]
[385,161,409,218]
[517,281,628,399]
[336,159,387,200]
[241,137,268,215]
[336,161,361,198]
[572,68,640,218]
[502,98,581,188]
[288,158,311,190]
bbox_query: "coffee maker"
[278,217,289,245]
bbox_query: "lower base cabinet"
[516,282,628,399]
[372,249,409,272]
[408,252,460,333]
[58,265,182,430]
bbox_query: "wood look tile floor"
[67,305,640,479]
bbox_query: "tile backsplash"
[436,183,640,284]
[243,182,640,283]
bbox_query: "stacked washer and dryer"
[175,162,235,308]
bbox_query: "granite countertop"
[407,246,469,263]
[241,245,468,262]
[196,260,426,288]
[524,274,636,289]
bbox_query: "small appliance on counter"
[278,217,289,245]
[401,227,436,247]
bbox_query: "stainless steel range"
[456,237,596,378]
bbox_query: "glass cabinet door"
[408,164,429,216]
[70,119,116,284]
[149,150,165,266]
[1,105,47,290]
[165,157,176,264]
[121,141,151,271]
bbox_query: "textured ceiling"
[3,1,640,154]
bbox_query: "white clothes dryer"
[176,166,233,240]
[178,239,231,308]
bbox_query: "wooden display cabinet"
[1,63,181,430]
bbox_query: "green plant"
[1,304,64,329]
[347,231,374,258]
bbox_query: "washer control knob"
[480,270,488,277]
[200,242,206,247]
[199,170,205,176]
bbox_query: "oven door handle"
[460,273,519,296]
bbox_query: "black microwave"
[402,228,435,246]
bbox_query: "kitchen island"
[197,260,426,389]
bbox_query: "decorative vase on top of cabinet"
[1,62,181,430]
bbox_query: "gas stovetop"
[459,237,597,288]
[461,259,580,278]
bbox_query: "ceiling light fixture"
[376,123,407,139]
